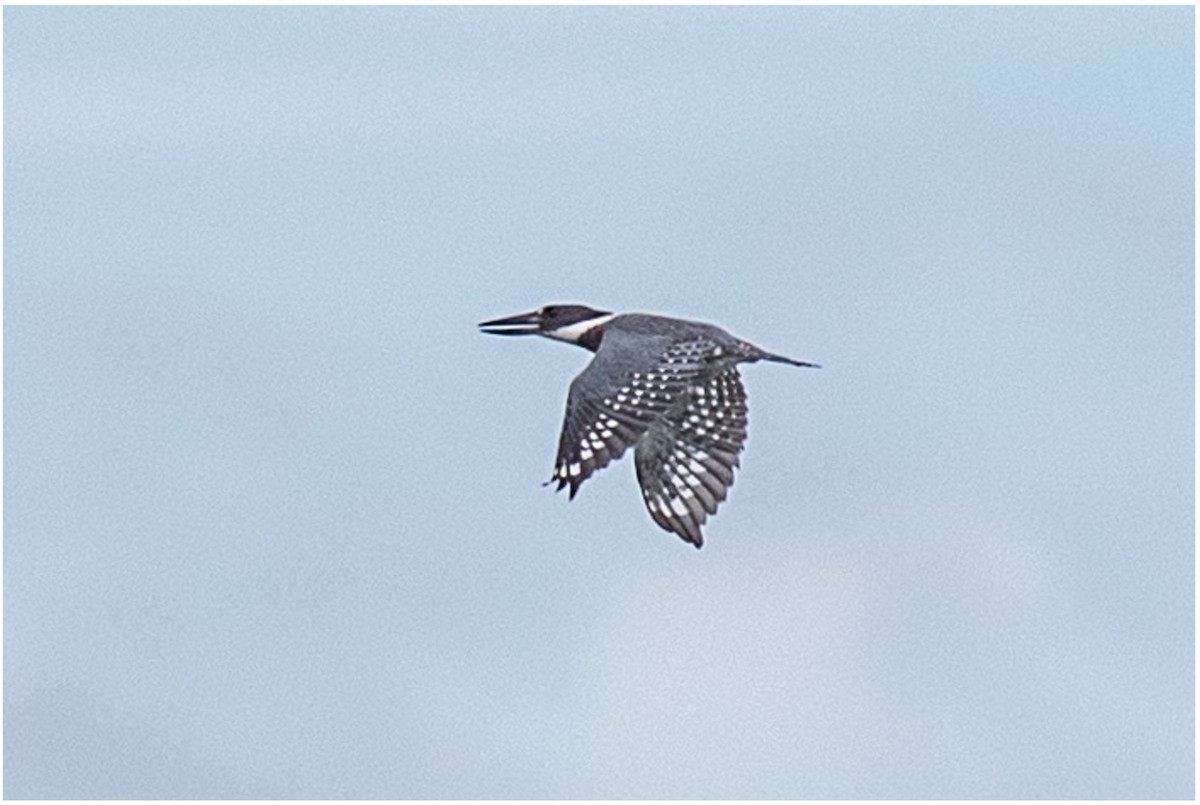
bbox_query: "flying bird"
[478,304,818,548]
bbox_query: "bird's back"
[603,313,739,350]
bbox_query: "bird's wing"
[633,367,749,547]
[551,333,718,498]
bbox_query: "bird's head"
[478,304,615,348]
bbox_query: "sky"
[3,5,1193,799]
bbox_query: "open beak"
[478,309,543,336]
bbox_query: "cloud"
[534,505,1191,798]
[4,67,685,159]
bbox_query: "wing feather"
[550,333,717,498]
[634,368,749,547]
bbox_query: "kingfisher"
[478,304,818,548]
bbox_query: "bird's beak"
[478,309,543,336]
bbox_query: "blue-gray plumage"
[478,304,818,548]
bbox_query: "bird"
[478,304,818,548]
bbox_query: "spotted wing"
[633,367,749,548]
[551,335,719,498]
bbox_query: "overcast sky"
[4,5,1193,799]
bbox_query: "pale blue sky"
[4,6,1193,799]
